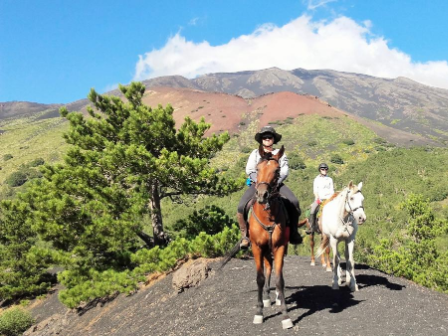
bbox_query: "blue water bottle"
[246,177,252,187]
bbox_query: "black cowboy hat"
[254,126,282,144]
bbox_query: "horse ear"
[357,182,363,191]
[348,180,353,189]
[276,145,285,160]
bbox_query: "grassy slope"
[2,109,447,259]
[0,112,69,198]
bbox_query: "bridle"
[346,190,364,214]
[251,156,283,249]
[339,189,364,233]
[255,157,280,202]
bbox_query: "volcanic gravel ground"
[30,256,448,336]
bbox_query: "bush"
[307,141,317,147]
[0,307,35,336]
[4,171,27,187]
[241,146,252,153]
[3,154,13,161]
[171,205,234,239]
[342,139,355,145]
[27,158,45,167]
[288,152,306,170]
[330,154,344,164]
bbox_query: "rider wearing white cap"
[306,162,334,234]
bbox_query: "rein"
[250,155,283,249]
[250,197,284,250]
[339,190,364,235]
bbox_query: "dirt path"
[28,256,448,336]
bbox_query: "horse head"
[345,181,366,224]
[255,145,284,204]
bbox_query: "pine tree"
[23,82,241,283]
[0,200,53,301]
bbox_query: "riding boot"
[305,214,316,235]
[289,221,303,245]
[237,213,250,249]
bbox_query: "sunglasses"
[262,136,273,140]
[320,168,328,170]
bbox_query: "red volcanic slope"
[142,87,350,134]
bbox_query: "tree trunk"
[149,181,168,246]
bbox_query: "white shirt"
[246,148,288,184]
[313,174,334,200]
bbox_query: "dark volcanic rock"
[27,256,448,336]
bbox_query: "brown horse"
[298,218,331,271]
[248,145,293,329]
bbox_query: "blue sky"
[1,0,447,104]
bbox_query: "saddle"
[243,197,291,225]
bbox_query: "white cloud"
[133,15,448,90]
[188,17,199,26]
[306,0,338,10]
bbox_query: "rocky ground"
[25,255,448,336]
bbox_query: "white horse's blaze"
[317,181,366,292]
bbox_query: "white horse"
[317,181,366,291]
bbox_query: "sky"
[1,0,448,104]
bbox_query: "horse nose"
[358,214,366,224]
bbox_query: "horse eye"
[350,197,354,201]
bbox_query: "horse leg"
[330,237,340,290]
[310,232,316,266]
[252,245,265,324]
[325,243,332,272]
[263,255,273,307]
[273,246,293,329]
[346,239,359,291]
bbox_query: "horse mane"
[321,191,341,207]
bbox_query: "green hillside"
[0,112,68,198]
[1,89,448,310]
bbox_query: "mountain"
[3,67,448,145]
[142,67,448,144]
[0,101,62,120]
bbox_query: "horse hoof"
[276,299,281,306]
[282,318,293,329]
[253,315,264,324]
[310,261,315,266]
[350,284,359,292]
[263,299,271,307]
[326,267,332,272]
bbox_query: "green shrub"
[307,141,317,147]
[288,152,306,170]
[27,158,45,167]
[171,205,234,239]
[330,154,344,164]
[3,154,13,161]
[4,171,27,187]
[0,307,35,336]
[373,137,387,145]
[241,146,252,153]
[342,139,355,145]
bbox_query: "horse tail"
[218,239,242,271]
[316,234,329,258]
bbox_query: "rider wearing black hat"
[306,162,334,234]
[237,126,302,249]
